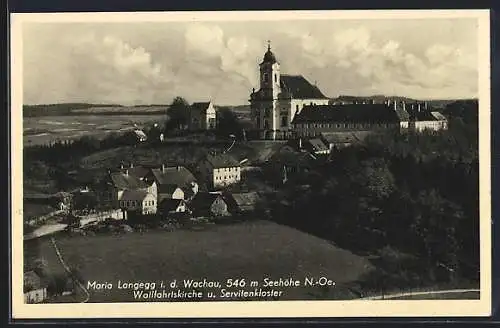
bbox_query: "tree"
[215,107,243,139]
[165,97,190,131]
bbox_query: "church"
[249,42,330,140]
[249,43,448,140]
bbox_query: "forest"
[269,99,480,292]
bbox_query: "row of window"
[295,122,393,129]
[216,167,238,173]
[120,200,155,208]
[215,175,239,181]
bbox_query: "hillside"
[23,104,169,117]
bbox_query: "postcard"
[11,9,491,319]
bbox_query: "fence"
[79,209,124,226]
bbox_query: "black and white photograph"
[11,10,491,318]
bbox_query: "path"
[50,236,90,303]
[360,288,480,300]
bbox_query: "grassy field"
[387,291,480,300]
[24,115,165,146]
[25,220,373,302]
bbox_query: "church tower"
[250,41,281,138]
[259,41,281,100]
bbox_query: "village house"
[288,137,330,155]
[159,198,190,216]
[188,101,217,130]
[119,189,157,215]
[250,42,330,140]
[100,168,158,214]
[189,192,231,218]
[320,131,373,151]
[198,153,242,189]
[145,164,198,202]
[267,145,316,184]
[224,192,263,216]
[24,271,48,304]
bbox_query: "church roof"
[280,75,328,99]
[291,104,401,124]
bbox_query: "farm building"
[119,190,157,215]
[189,192,231,217]
[224,192,264,215]
[320,131,373,150]
[159,198,190,215]
[198,153,241,189]
[146,165,199,202]
[100,170,157,210]
[24,271,48,304]
[287,138,330,155]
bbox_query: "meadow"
[23,115,165,146]
[25,220,373,302]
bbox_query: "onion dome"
[261,41,278,64]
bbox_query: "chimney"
[393,101,397,110]
[402,101,406,111]
[299,138,303,149]
[177,166,181,171]
[125,169,129,176]
[418,103,421,112]
[120,163,124,169]
[387,99,391,106]
[161,164,165,173]
[130,162,134,168]
[424,101,428,110]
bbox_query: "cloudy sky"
[22,17,479,105]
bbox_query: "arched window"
[263,73,269,83]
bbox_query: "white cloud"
[23,20,479,105]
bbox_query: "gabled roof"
[134,130,147,139]
[291,104,400,124]
[270,147,315,167]
[159,198,185,212]
[121,190,152,201]
[150,166,196,187]
[431,111,447,121]
[307,138,329,152]
[394,107,411,121]
[190,102,211,113]
[24,271,48,292]
[118,165,150,180]
[205,153,240,169]
[225,192,262,210]
[159,184,182,195]
[110,172,148,190]
[280,75,328,99]
[190,192,224,212]
[321,131,372,145]
[408,109,446,122]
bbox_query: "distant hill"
[331,95,476,109]
[23,103,169,117]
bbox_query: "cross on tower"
[267,40,271,51]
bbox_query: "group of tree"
[269,102,480,288]
[164,96,244,139]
